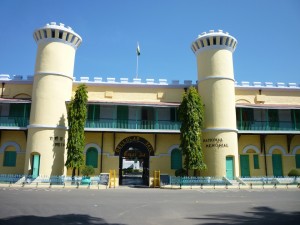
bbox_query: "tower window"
[206,38,210,46]
[34,32,39,41]
[229,39,234,47]
[200,39,204,47]
[220,37,223,45]
[38,30,42,39]
[59,31,63,39]
[225,37,230,46]
[195,41,200,49]
[43,29,47,38]
[66,33,70,41]
[70,35,76,43]
[51,29,55,38]
[213,37,216,45]
[232,42,237,49]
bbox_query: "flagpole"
[136,52,139,78]
[136,42,140,79]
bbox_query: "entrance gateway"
[115,136,154,186]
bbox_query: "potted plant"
[81,165,95,185]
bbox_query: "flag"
[136,43,140,56]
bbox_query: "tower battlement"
[33,22,82,48]
[191,30,237,54]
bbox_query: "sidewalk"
[1,182,299,190]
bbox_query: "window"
[3,151,16,167]
[253,154,259,169]
[86,147,98,168]
[171,148,182,170]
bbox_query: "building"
[0,23,299,186]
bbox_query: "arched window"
[3,150,16,167]
[171,148,182,170]
[86,147,98,168]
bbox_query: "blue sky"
[0,0,299,84]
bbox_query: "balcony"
[85,119,181,131]
[237,120,300,131]
[0,116,29,128]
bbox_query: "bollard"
[63,182,65,188]
[238,183,241,189]
[200,183,203,189]
[286,184,288,189]
[297,183,300,188]
[274,183,277,189]
[262,183,264,189]
[250,183,253,189]
[225,183,228,189]
[49,183,52,188]
[88,183,91,189]
[36,182,38,188]
[76,181,79,189]
[22,182,25,187]
[213,184,215,189]
[9,181,12,187]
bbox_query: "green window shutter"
[170,108,176,122]
[9,104,24,117]
[268,109,279,129]
[296,154,300,169]
[117,106,128,121]
[86,147,98,168]
[87,105,94,120]
[253,154,259,169]
[171,148,182,170]
[3,151,16,167]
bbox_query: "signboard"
[99,173,109,186]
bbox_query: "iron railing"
[85,119,181,130]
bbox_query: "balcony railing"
[85,119,181,130]
[237,120,300,131]
[0,117,29,128]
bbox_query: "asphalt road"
[0,187,299,225]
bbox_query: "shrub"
[175,168,187,177]
[81,165,95,177]
[288,169,300,177]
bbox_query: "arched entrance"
[115,136,154,186]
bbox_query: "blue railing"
[85,119,181,130]
[0,116,29,127]
[237,120,300,131]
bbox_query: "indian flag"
[136,43,140,56]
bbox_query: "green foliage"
[178,87,206,174]
[175,168,187,177]
[65,84,88,174]
[288,169,300,177]
[81,165,95,177]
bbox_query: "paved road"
[0,187,299,225]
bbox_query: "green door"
[117,106,129,128]
[32,155,40,178]
[272,154,283,177]
[240,155,250,177]
[226,156,234,180]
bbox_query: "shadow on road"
[0,214,127,225]
[187,206,300,225]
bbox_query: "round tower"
[191,30,239,179]
[24,22,82,177]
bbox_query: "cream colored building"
[0,23,299,186]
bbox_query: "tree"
[65,84,88,178]
[178,86,206,176]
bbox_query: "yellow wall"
[0,131,27,174]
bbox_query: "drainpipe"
[100,132,104,173]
